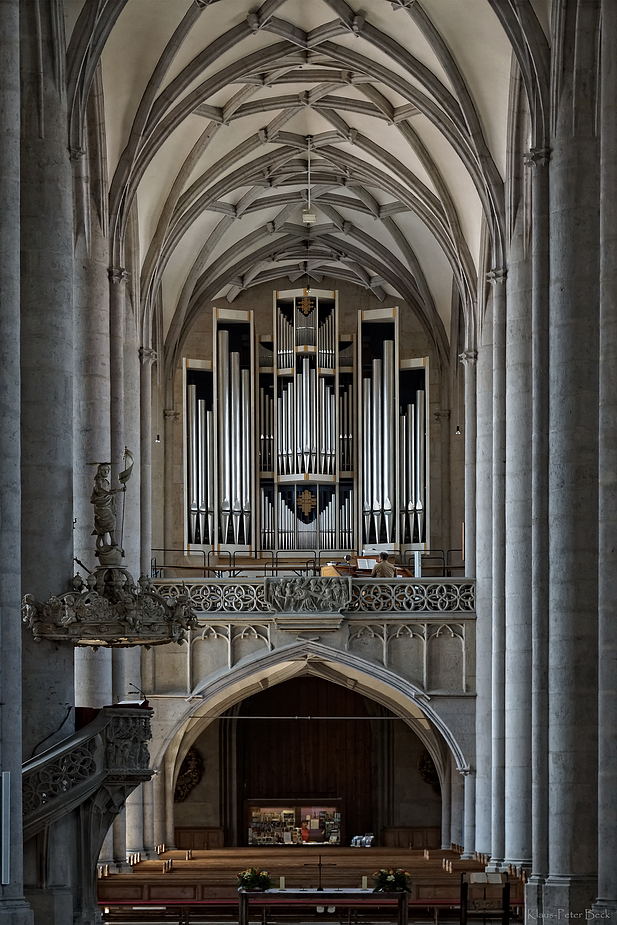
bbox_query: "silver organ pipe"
[311,367,317,472]
[259,387,265,470]
[277,394,283,475]
[407,403,415,542]
[241,368,251,544]
[330,389,336,476]
[302,358,310,472]
[198,399,207,543]
[399,413,406,543]
[206,410,214,543]
[415,389,426,541]
[230,351,242,544]
[382,341,395,543]
[362,378,372,543]
[320,378,326,474]
[281,386,288,475]
[371,358,383,542]
[218,330,231,544]
[187,384,198,542]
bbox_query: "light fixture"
[155,434,161,443]
[455,425,461,435]
[302,135,317,224]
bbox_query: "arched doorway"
[173,676,442,848]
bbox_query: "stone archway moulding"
[151,640,472,799]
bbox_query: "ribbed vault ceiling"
[65,0,550,367]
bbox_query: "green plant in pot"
[237,867,273,891]
[373,868,411,892]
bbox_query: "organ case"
[183,294,428,556]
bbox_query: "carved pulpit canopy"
[22,451,197,648]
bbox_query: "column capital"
[139,347,157,365]
[457,765,473,776]
[434,409,451,421]
[524,146,551,168]
[459,349,478,366]
[486,267,507,285]
[108,267,129,285]
[69,146,86,162]
[163,408,180,421]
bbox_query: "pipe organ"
[184,295,428,556]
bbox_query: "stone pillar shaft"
[545,2,600,914]
[489,272,506,870]
[140,350,156,577]
[461,772,476,860]
[596,0,617,916]
[20,0,75,759]
[474,323,493,857]
[528,148,550,901]
[440,759,452,850]
[462,352,477,577]
[0,0,32,918]
[504,214,532,868]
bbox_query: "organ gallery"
[185,290,428,557]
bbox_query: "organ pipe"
[362,378,372,543]
[371,358,383,542]
[415,389,425,542]
[187,384,198,543]
[241,369,251,543]
[230,351,242,544]
[218,330,231,544]
[198,399,207,543]
[383,341,395,543]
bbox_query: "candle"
[280,876,286,890]
[361,876,368,891]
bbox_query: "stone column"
[461,770,476,860]
[461,351,477,576]
[474,320,493,858]
[440,758,452,850]
[152,769,167,851]
[544,2,600,915]
[0,0,33,920]
[20,0,76,758]
[526,145,551,913]
[450,757,464,849]
[99,826,114,867]
[123,309,141,578]
[594,1,617,918]
[109,268,127,472]
[165,765,177,850]
[72,148,113,711]
[503,212,532,869]
[112,811,130,873]
[142,778,156,859]
[125,785,144,858]
[140,349,157,577]
[487,270,506,872]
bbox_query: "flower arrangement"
[372,868,411,892]
[237,867,273,891]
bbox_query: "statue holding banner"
[90,449,134,565]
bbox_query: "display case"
[246,801,342,846]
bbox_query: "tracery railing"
[152,577,475,616]
[22,705,152,841]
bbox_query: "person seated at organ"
[371,552,397,578]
